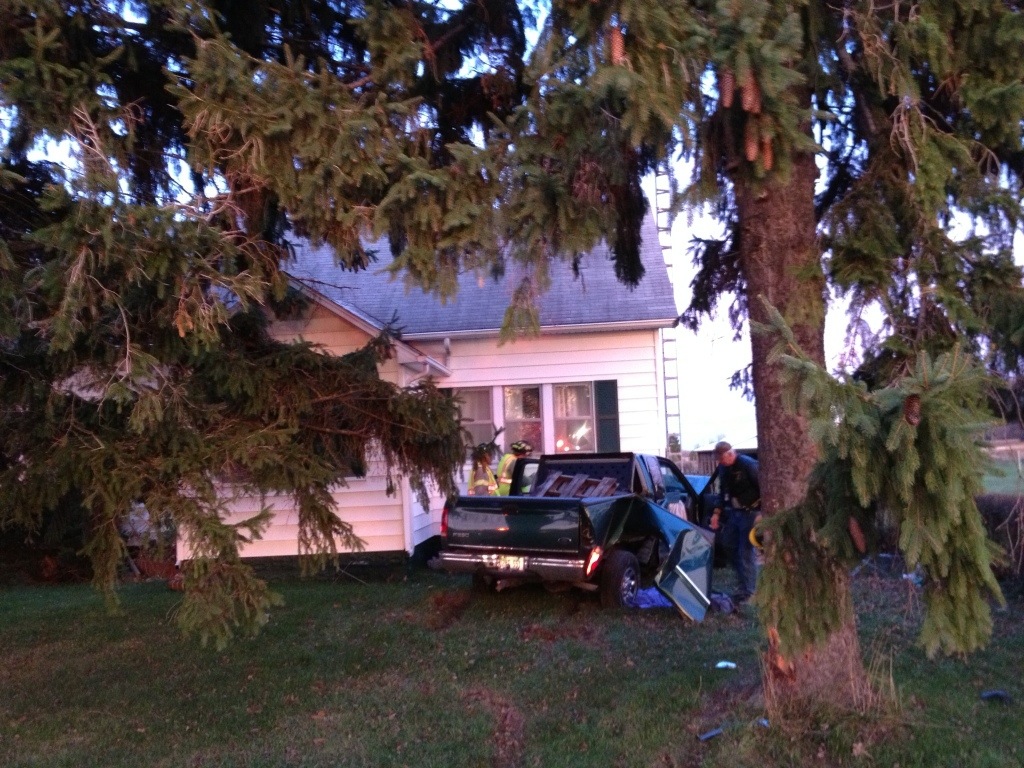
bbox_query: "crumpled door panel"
[655,524,714,622]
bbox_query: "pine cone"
[741,74,761,114]
[719,67,735,108]
[572,157,604,206]
[608,24,625,66]
[744,120,760,162]
[903,394,922,426]
[848,517,867,554]
[761,135,774,171]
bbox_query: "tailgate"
[446,496,584,553]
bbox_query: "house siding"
[271,306,403,381]
[175,460,406,561]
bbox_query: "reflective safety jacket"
[469,461,497,496]
[495,453,517,496]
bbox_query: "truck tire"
[600,549,640,608]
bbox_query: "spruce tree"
[0,0,483,646]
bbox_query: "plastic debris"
[756,718,770,728]
[709,592,735,613]
[715,660,737,670]
[698,727,723,741]
[633,586,674,609]
[980,689,1012,704]
[901,570,924,587]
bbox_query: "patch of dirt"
[424,589,473,630]
[691,678,764,735]
[462,687,526,768]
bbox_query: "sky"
[668,268,860,451]
[660,204,759,451]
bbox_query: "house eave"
[401,318,678,342]
[286,276,451,379]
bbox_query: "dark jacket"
[721,454,760,510]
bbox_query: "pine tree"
[0,1,482,646]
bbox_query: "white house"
[182,213,680,561]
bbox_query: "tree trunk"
[735,148,824,514]
[735,145,867,710]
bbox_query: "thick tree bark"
[735,148,824,514]
[735,144,867,710]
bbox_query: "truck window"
[660,464,686,494]
[631,464,644,494]
[658,457,693,519]
[519,460,538,494]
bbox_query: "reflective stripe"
[495,453,516,495]
[470,463,498,496]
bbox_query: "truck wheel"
[600,550,640,608]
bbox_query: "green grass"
[1,565,1022,768]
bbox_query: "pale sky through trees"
[653,167,878,452]
[664,197,1024,451]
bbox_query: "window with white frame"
[502,385,542,450]
[454,388,493,451]
[554,382,596,452]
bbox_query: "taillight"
[441,501,449,537]
[585,546,603,577]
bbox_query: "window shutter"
[594,380,620,452]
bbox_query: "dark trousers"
[724,508,759,597]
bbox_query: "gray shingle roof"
[284,212,678,338]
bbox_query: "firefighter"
[469,443,498,496]
[495,441,533,496]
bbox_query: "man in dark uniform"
[710,441,761,602]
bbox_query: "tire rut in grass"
[463,687,526,768]
[424,589,473,630]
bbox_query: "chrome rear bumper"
[438,549,588,582]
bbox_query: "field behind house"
[1,564,1022,768]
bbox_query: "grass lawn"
[1,563,1022,768]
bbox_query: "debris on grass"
[980,689,1013,704]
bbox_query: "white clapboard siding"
[408,479,446,544]
[176,447,409,562]
[430,329,665,456]
[432,333,658,385]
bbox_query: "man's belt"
[732,502,760,514]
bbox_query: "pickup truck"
[438,452,717,621]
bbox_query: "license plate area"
[484,554,526,571]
